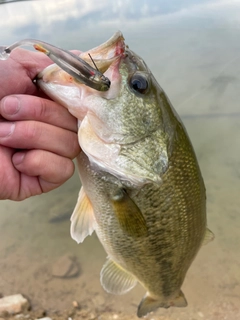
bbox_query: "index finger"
[0,48,53,99]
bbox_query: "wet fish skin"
[76,94,206,316]
[37,32,213,317]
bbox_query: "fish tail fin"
[170,290,188,307]
[137,290,187,318]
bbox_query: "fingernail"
[0,122,15,137]
[13,152,25,165]
[3,96,20,115]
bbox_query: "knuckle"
[27,151,42,169]
[33,98,48,119]
[70,134,81,158]
[24,121,42,141]
[62,159,75,180]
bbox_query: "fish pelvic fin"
[70,186,95,243]
[100,258,137,295]
[202,228,214,246]
[137,290,187,318]
[111,188,147,238]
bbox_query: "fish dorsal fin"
[70,186,95,244]
[202,228,214,246]
[100,258,137,295]
[137,290,187,317]
[111,188,147,238]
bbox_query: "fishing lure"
[0,39,111,91]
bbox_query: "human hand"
[0,48,80,200]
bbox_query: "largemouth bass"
[37,32,214,317]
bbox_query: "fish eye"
[129,72,149,95]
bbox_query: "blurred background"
[0,1,239,319]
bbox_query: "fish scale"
[77,111,204,297]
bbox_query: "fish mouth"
[79,31,126,75]
[37,31,125,96]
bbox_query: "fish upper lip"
[78,31,126,73]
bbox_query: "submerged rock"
[0,294,30,316]
[51,254,80,278]
[92,294,105,307]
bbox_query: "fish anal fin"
[111,189,147,238]
[137,290,187,318]
[70,186,95,244]
[202,228,214,246]
[100,258,137,295]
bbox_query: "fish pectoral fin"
[202,228,214,246]
[137,290,187,318]
[111,189,147,238]
[100,258,137,295]
[70,186,95,244]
